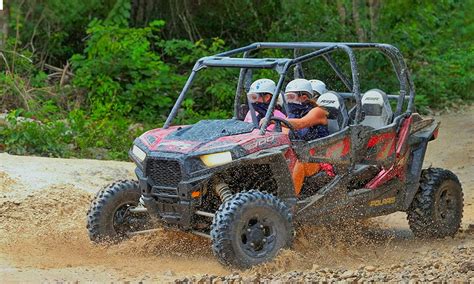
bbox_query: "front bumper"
[135,166,210,229]
[128,139,244,229]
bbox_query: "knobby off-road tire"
[407,168,463,238]
[211,190,294,268]
[87,180,150,243]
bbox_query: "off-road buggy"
[87,42,463,268]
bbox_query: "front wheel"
[87,180,151,243]
[211,190,294,268]
[407,168,463,238]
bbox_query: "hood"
[138,119,256,154]
[165,119,255,141]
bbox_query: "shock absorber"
[215,182,233,203]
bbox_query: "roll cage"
[163,42,415,134]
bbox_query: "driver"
[284,79,334,195]
[244,79,286,130]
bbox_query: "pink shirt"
[244,109,286,131]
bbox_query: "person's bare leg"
[304,163,321,177]
[293,162,321,195]
[292,161,305,195]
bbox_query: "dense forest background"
[0,0,473,160]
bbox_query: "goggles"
[284,92,301,104]
[247,92,271,103]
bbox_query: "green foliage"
[0,109,144,160]
[67,110,142,160]
[1,0,473,160]
[162,38,238,123]
[0,46,51,112]
[105,0,131,27]
[265,0,474,110]
[71,20,179,121]
[413,47,474,111]
[0,110,73,157]
[7,0,110,65]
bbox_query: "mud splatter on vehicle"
[87,42,465,268]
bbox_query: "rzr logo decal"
[243,136,276,151]
[365,97,380,101]
[320,99,335,104]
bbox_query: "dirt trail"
[0,107,473,282]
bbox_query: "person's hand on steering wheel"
[261,117,300,139]
[259,117,274,127]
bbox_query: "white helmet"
[309,79,327,96]
[248,79,276,95]
[285,79,314,96]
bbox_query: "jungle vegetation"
[0,0,472,159]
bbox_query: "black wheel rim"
[113,203,147,236]
[436,183,460,224]
[240,216,277,258]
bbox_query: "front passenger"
[284,79,329,140]
[283,79,335,195]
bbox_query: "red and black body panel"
[129,119,296,228]
[294,114,440,223]
[129,114,439,229]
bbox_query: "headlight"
[200,152,232,167]
[132,145,146,162]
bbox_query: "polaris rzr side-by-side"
[86,42,463,268]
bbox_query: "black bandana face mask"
[251,102,269,116]
[287,101,311,111]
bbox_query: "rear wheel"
[407,168,463,238]
[87,180,151,243]
[211,190,294,268]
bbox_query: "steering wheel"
[268,116,300,140]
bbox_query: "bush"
[68,110,142,160]
[0,110,73,157]
[0,109,145,160]
[1,17,235,160]
[71,20,181,122]
[2,1,473,161]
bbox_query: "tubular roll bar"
[164,42,415,130]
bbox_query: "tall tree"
[336,0,347,26]
[0,3,8,47]
[352,0,366,42]
[368,0,381,40]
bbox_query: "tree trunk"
[336,0,346,26]
[352,0,366,42]
[368,0,380,40]
[0,3,9,47]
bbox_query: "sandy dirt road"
[0,108,473,282]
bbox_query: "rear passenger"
[309,79,327,98]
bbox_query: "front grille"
[146,158,182,187]
[152,187,178,197]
